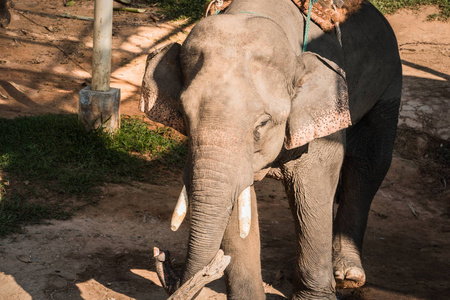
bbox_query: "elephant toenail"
[334,271,344,279]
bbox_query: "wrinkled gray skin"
[141,0,401,299]
[0,0,10,28]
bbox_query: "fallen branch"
[60,12,94,21]
[113,7,147,13]
[153,247,231,300]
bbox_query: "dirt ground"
[0,1,449,299]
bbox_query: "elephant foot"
[333,254,366,289]
[291,290,337,300]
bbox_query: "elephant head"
[140,14,350,285]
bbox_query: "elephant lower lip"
[254,168,270,181]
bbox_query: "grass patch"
[114,115,187,167]
[371,0,450,21]
[147,0,209,20]
[0,114,187,236]
[0,195,72,237]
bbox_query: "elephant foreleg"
[221,186,265,300]
[282,132,345,300]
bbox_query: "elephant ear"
[284,52,351,150]
[140,43,187,135]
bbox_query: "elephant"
[140,0,402,299]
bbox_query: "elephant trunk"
[181,144,253,284]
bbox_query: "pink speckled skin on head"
[285,52,351,150]
[140,43,187,135]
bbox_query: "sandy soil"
[0,1,449,299]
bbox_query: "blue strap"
[302,0,318,52]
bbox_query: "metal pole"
[92,0,112,92]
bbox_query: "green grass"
[114,115,187,167]
[0,114,187,236]
[0,194,72,237]
[147,0,209,20]
[371,0,450,20]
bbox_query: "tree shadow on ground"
[0,1,196,119]
[0,114,187,233]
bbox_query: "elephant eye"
[254,116,271,142]
[259,119,269,127]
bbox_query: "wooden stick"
[60,12,94,21]
[153,247,231,300]
[113,7,147,13]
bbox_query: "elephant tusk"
[238,186,252,239]
[171,185,188,231]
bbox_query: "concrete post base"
[79,85,120,133]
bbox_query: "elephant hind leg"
[333,96,401,289]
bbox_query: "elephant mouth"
[171,185,253,238]
[254,167,271,181]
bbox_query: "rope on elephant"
[204,0,231,17]
[302,0,318,52]
[332,4,343,46]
